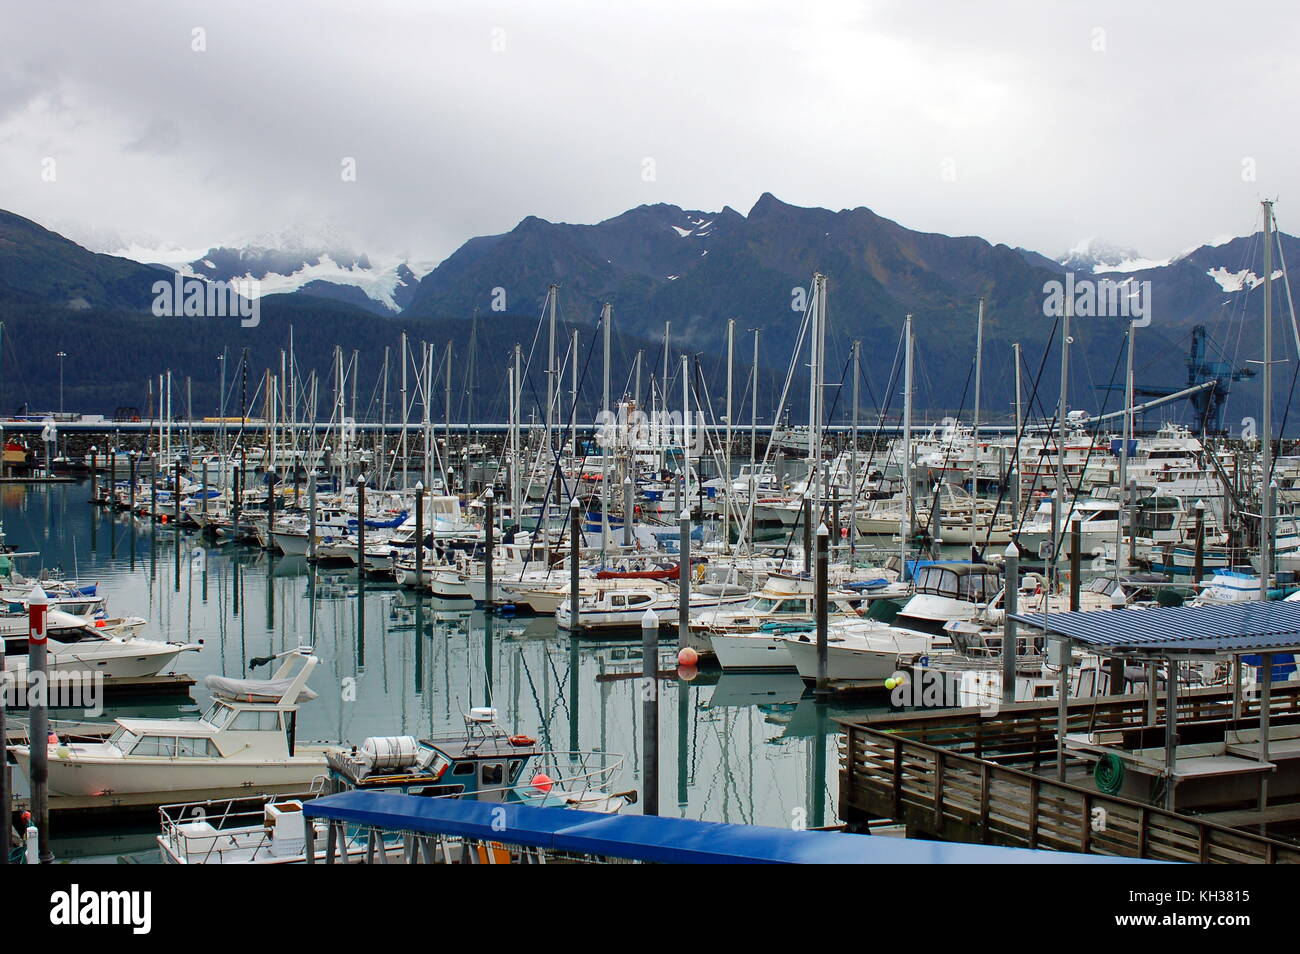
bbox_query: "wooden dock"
[2,671,195,706]
[838,685,1300,863]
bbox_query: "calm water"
[3,481,884,862]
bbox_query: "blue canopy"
[303,791,1157,864]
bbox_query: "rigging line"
[977,318,1060,551]
[512,313,605,580]
[916,359,974,538]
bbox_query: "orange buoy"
[531,772,553,793]
[677,647,699,666]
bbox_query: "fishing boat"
[155,707,630,864]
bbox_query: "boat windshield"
[200,701,236,729]
[748,597,779,611]
[107,727,139,754]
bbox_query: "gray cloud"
[0,0,1294,266]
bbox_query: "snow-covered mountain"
[1058,237,1170,274]
[99,234,430,313]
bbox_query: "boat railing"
[454,749,628,806]
[157,779,337,864]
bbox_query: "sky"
[1,0,1295,270]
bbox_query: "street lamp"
[56,352,67,414]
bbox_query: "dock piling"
[678,507,691,649]
[569,498,581,633]
[1002,542,1019,705]
[642,608,660,816]
[815,522,829,699]
[484,487,494,609]
[26,588,52,863]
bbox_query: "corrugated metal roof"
[1009,601,1300,654]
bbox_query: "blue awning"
[1010,601,1300,655]
[303,791,1157,864]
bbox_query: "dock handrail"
[840,722,1300,863]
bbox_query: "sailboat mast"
[601,302,612,557]
[902,315,914,569]
[1261,199,1276,599]
[972,297,984,508]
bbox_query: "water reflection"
[3,481,890,858]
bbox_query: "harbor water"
[3,480,889,862]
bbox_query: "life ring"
[508,734,536,747]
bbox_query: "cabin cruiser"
[692,573,867,670]
[1016,495,1124,561]
[555,578,749,631]
[2,609,194,679]
[780,562,1003,687]
[12,647,331,802]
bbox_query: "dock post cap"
[357,474,366,485]
[1003,541,1019,559]
[484,486,494,499]
[816,522,829,536]
[679,508,690,521]
[27,586,49,606]
[569,497,580,509]
[641,608,660,628]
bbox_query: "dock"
[2,671,195,706]
[838,683,1300,863]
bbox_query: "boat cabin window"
[749,597,779,612]
[107,727,139,753]
[131,735,177,757]
[915,567,999,602]
[777,599,809,613]
[200,702,236,729]
[49,628,108,645]
[230,710,282,731]
[1087,577,1118,596]
[175,737,220,758]
[452,761,476,776]
[481,762,504,786]
[626,594,652,607]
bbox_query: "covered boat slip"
[1009,601,1300,823]
[302,790,1152,864]
[837,602,1300,862]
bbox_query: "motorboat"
[12,647,331,802]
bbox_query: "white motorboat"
[2,610,196,679]
[555,580,749,631]
[12,647,332,801]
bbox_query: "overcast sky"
[1,0,1294,268]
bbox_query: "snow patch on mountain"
[1206,267,1284,293]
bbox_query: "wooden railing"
[840,724,1300,863]
[843,683,1300,768]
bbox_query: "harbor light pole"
[56,352,66,414]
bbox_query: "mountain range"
[0,196,1292,433]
